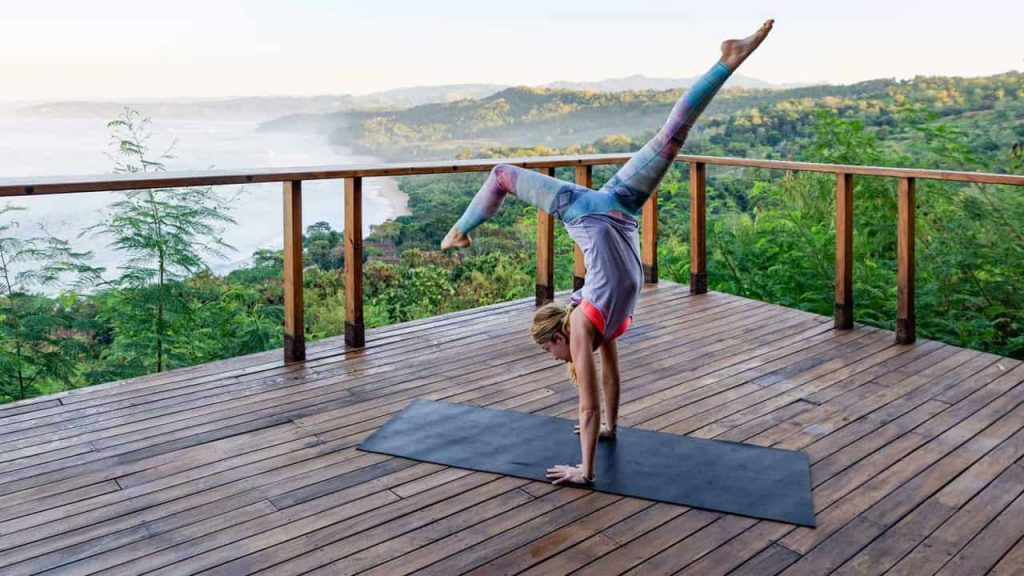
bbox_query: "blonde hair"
[532,302,577,384]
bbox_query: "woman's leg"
[442,164,594,249]
[593,61,732,218]
[444,20,773,247]
[586,19,774,220]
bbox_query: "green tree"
[86,108,236,375]
[0,206,101,401]
[304,221,344,270]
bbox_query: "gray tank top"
[564,213,643,341]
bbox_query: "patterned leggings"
[454,60,733,233]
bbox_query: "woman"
[441,20,774,486]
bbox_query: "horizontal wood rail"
[3,154,1022,360]
[3,155,1022,197]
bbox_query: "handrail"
[3,153,1022,361]
[1,154,1023,196]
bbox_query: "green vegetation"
[2,70,1023,404]
[0,207,101,401]
[86,109,238,378]
[318,72,1024,162]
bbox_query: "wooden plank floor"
[2,280,1024,575]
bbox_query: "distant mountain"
[351,84,509,108]
[12,85,508,122]
[300,71,1023,162]
[350,74,796,101]
[257,74,794,136]
[13,75,792,121]
[543,73,802,92]
[17,95,361,121]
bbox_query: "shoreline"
[372,175,410,220]
[327,140,411,224]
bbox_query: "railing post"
[345,177,365,347]
[573,165,590,291]
[897,177,916,343]
[536,167,556,306]
[690,162,707,294]
[535,217,556,304]
[642,188,659,283]
[835,173,854,329]
[283,180,305,362]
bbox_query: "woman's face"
[541,331,572,362]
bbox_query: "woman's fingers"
[546,464,573,484]
[546,464,587,486]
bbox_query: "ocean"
[0,114,408,282]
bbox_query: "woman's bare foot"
[441,224,472,250]
[721,19,774,70]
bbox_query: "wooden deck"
[2,281,1024,575]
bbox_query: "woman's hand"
[574,423,617,439]
[545,464,594,486]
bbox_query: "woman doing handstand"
[441,20,774,486]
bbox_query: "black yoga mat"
[358,399,815,527]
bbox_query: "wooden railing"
[3,154,1023,362]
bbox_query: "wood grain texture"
[642,189,659,284]
[573,165,591,291]
[897,177,916,344]
[283,181,305,362]
[535,168,555,306]
[690,162,707,294]
[3,282,1020,574]
[835,173,854,329]
[344,177,364,348]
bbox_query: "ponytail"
[531,302,578,385]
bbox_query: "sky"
[2,0,1022,102]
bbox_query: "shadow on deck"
[1,281,1023,575]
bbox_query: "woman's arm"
[570,307,601,480]
[546,307,604,485]
[598,338,620,433]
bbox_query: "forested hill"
[261,72,1023,163]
